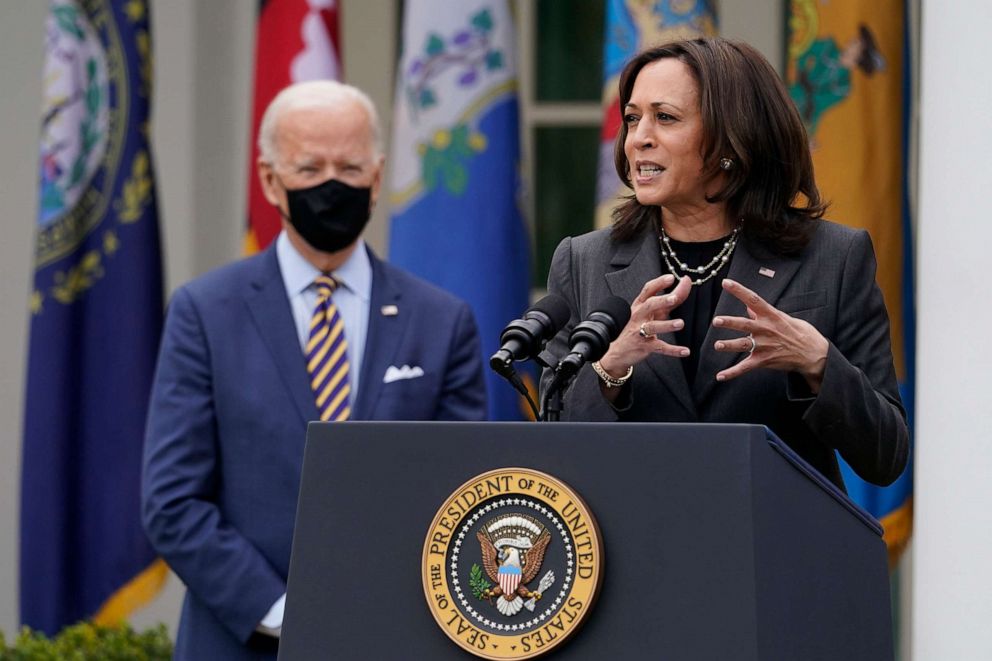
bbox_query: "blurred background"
[1,1,989,658]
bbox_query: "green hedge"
[0,622,172,660]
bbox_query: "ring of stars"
[448,497,575,633]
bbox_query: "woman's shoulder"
[796,219,873,259]
[558,226,614,252]
[559,225,655,259]
[809,218,868,245]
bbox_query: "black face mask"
[279,177,372,253]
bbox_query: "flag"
[389,0,529,420]
[245,0,342,253]
[786,0,914,567]
[596,0,717,229]
[22,0,166,633]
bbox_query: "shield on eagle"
[498,563,522,596]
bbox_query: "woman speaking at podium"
[541,38,908,490]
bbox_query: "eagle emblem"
[424,468,603,658]
[473,514,555,616]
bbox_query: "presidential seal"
[422,468,603,659]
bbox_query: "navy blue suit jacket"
[142,245,486,660]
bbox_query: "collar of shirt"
[275,230,372,302]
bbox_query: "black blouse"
[665,234,734,388]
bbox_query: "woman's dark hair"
[611,37,826,255]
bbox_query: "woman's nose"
[631,122,654,149]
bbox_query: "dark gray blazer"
[542,221,908,489]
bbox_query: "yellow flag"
[787,0,913,569]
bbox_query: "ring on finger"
[746,334,757,355]
[638,322,650,339]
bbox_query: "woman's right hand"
[596,273,692,385]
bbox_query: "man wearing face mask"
[141,80,487,660]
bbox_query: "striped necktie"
[306,275,351,421]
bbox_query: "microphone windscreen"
[529,294,571,331]
[593,295,632,336]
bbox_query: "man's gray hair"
[257,80,383,163]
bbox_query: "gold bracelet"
[591,361,633,388]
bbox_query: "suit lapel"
[245,247,318,425]
[692,235,801,404]
[353,249,408,420]
[604,230,697,417]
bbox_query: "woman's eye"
[656,112,675,122]
[624,114,639,125]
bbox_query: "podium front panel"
[279,422,890,661]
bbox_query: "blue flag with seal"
[389,0,530,420]
[22,0,166,634]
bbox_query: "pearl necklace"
[658,222,742,286]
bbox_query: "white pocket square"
[383,364,425,384]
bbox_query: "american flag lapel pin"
[381,305,399,316]
[758,267,776,278]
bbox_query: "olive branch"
[469,564,491,601]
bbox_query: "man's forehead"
[277,100,370,132]
[285,137,373,155]
[274,106,374,155]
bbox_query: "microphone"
[489,294,571,375]
[554,295,631,383]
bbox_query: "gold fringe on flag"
[92,557,169,626]
[882,497,913,571]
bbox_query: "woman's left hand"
[711,279,829,392]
